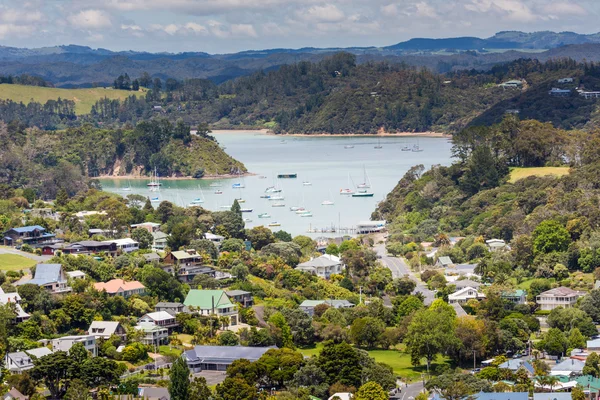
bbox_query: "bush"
[20,244,34,253]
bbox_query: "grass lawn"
[159,345,182,358]
[175,334,194,345]
[508,167,570,183]
[0,84,144,115]
[0,254,36,271]
[298,343,451,381]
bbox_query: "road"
[391,381,425,400]
[375,245,435,305]
[0,246,52,262]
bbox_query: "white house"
[295,254,343,279]
[0,290,30,322]
[103,238,139,253]
[51,335,97,356]
[135,322,169,346]
[448,287,485,304]
[16,263,71,294]
[299,299,354,316]
[5,347,52,372]
[536,287,585,311]
[558,77,574,84]
[139,311,179,329]
[486,239,507,252]
[88,321,126,340]
[204,232,224,246]
[66,270,86,280]
[152,231,169,251]
[436,256,454,268]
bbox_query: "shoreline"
[96,172,254,181]
[211,128,448,138]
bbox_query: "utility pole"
[473,349,476,371]
[359,286,363,304]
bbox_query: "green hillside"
[0,84,142,115]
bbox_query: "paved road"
[0,246,52,262]
[397,381,425,400]
[375,245,435,305]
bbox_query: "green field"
[0,253,36,271]
[298,343,450,380]
[508,167,570,183]
[0,84,143,115]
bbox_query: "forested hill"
[0,119,246,200]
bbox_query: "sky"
[0,0,598,54]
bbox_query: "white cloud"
[68,9,112,30]
[0,9,43,23]
[381,4,399,17]
[543,2,586,16]
[0,23,35,39]
[299,4,346,23]
[415,1,439,18]
[464,0,537,22]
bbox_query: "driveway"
[375,245,435,305]
[0,246,52,262]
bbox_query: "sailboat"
[340,173,355,195]
[189,186,205,206]
[412,138,424,152]
[321,190,334,206]
[374,139,383,149]
[147,168,161,189]
[356,165,371,189]
[121,180,132,192]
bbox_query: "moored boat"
[272,202,285,207]
[268,222,281,227]
[258,213,271,218]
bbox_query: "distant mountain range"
[2,31,600,87]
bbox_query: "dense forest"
[0,118,246,199]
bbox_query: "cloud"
[543,2,586,16]
[0,9,43,23]
[102,0,296,15]
[0,24,35,39]
[414,1,439,18]
[68,9,112,30]
[464,0,537,22]
[299,4,346,23]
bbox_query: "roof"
[104,238,138,246]
[539,287,584,297]
[8,225,46,233]
[6,387,28,400]
[299,299,354,308]
[88,321,121,336]
[452,302,468,317]
[437,256,453,265]
[143,253,161,261]
[329,394,353,400]
[551,358,585,373]
[449,287,485,300]
[587,338,600,348]
[204,232,224,240]
[225,290,251,297]
[184,345,273,364]
[155,302,184,308]
[297,255,342,269]
[94,279,145,294]
[67,270,86,278]
[499,360,534,374]
[21,264,64,286]
[533,393,572,400]
[184,289,232,309]
[136,322,168,333]
[472,392,528,400]
[503,289,526,297]
[170,250,198,260]
[138,387,170,400]
[142,311,174,322]
[152,231,169,240]
[25,347,52,358]
[132,222,161,228]
[454,279,482,289]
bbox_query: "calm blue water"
[99,131,454,237]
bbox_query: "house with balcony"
[502,289,527,305]
[155,302,188,316]
[0,289,30,322]
[93,279,145,297]
[225,290,254,307]
[448,287,486,304]
[295,254,343,279]
[16,264,71,294]
[131,222,161,233]
[87,321,126,340]
[5,347,53,372]
[139,311,179,330]
[151,232,169,251]
[184,289,238,326]
[135,322,169,346]
[204,232,225,246]
[184,345,274,372]
[3,225,57,247]
[299,299,354,316]
[51,335,97,356]
[163,249,204,267]
[103,238,139,253]
[536,287,585,311]
[41,241,118,256]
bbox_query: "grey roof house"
[5,347,53,372]
[551,358,585,376]
[498,359,534,375]
[16,264,71,294]
[295,254,343,279]
[88,321,126,339]
[299,299,354,316]
[184,345,274,372]
[436,256,454,268]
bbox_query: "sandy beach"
[211,128,448,138]
[97,172,254,181]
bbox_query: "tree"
[274,230,292,242]
[318,341,362,388]
[459,146,500,195]
[269,312,294,348]
[231,264,249,281]
[190,239,218,260]
[246,226,275,250]
[389,277,416,295]
[261,242,302,266]
[580,289,600,322]
[131,228,153,249]
[326,243,340,255]
[404,304,459,372]
[169,356,190,400]
[216,377,257,400]
[569,328,586,349]
[30,351,73,399]
[189,377,212,400]
[254,348,304,388]
[532,220,570,255]
[583,352,600,377]
[572,385,586,400]
[547,307,598,337]
[350,317,385,349]
[64,379,90,400]
[219,331,239,346]
[355,382,388,400]
[542,328,568,357]
[221,238,245,253]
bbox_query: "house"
[299,299,354,316]
[103,238,139,253]
[184,345,274,372]
[75,211,106,221]
[448,287,485,304]
[155,302,187,316]
[171,265,215,283]
[51,335,97,356]
[135,322,169,346]
[143,253,161,263]
[94,279,146,297]
[551,358,585,376]
[204,232,225,246]
[436,256,454,268]
[329,394,353,400]
[0,290,30,322]
[295,254,344,279]
[66,270,86,280]
[3,225,56,247]
[4,387,28,400]
[499,80,523,88]
[137,387,170,400]
[502,289,527,305]
[536,287,585,311]
[139,311,179,329]
[225,290,254,307]
[163,249,203,267]
[486,239,507,252]
[534,394,572,400]
[587,338,600,351]
[131,222,161,233]
[88,321,126,340]
[498,359,534,375]
[42,241,118,257]
[470,393,529,400]
[151,232,169,251]
[579,90,600,99]
[549,88,571,97]
[5,347,52,372]
[16,264,71,294]
[183,290,238,325]
[356,221,386,234]
[558,78,574,84]
[453,280,482,291]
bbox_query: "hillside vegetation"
[0,84,141,114]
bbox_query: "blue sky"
[0,0,597,53]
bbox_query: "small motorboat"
[268,222,281,227]
[295,208,308,214]
[232,183,245,188]
[236,199,246,203]
[258,213,271,218]
[214,190,223,194]
[151,197,160,202]
[302,181,312,186]
[290,206,301,211]
[268,196,284,201]
[340,188,355,195]
[243,218,253,223]
[344,145,354,149]
[272,203,285,207]
[352,191,374,197]
[412,145,424,152]
[300,212,313,217]
[260,195,271,199]
[321,200,334,206]
[401,145,411,151]
[240,208,253,213]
